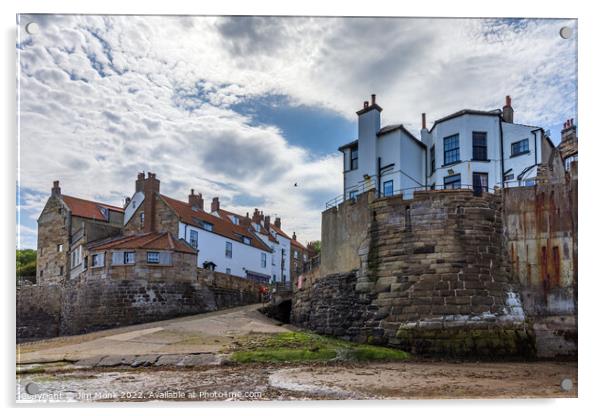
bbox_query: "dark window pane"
[383,180,394,196]
[472,132,487,160]
[444,174,461,189]
[444,134,460,165]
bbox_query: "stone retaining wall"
[17,271,263,342]
[293,190,535,357]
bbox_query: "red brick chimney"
[252,208,262,224]
[561,118,577,142]
[211,197,220,212]
[51,180,61,196]
[502,95,514,123]
[274,217,281,229]
[263,215,271,230]
[188,189,204,211]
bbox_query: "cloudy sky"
[16,15,577,249]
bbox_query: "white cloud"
[17,15,576,246]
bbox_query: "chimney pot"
[274,217,281,229]
[292,232,297,241]
[363,101,368,109]
[421,113,427,130]
[505,95,511,107]
[264,215,271,230]
[502,95,514,123]
[371,94,376,105]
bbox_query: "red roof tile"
[217,209,279,243]
[291,238,306,250]
[89,232,196,254]
[62,195,124,222]
[159,195,272,252]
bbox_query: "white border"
[3,0,600,414]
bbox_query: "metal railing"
[325,178,377,209]
[274,281,293,293]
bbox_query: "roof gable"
[89,231,196,254]
[62,195,124,222]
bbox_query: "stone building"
[36,180,124,285]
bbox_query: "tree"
[306,240,321,257]
[16,249,37,281]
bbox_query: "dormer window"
[253,223,260,232]
[202,221,213,232]
[242,236,251,245]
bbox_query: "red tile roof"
[291,238,306,251]
[89,232,196,254]
[159,195,272,252]
[270,224,291,240]
[62,195,124,222]
[217,209,279,243]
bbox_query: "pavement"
[17,304,289,367]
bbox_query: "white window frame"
[190,229,198,249]
[91,253,105,268]
[147,251,160,264]
[261,252,267,268]
[124,251,136,264]
[225,241,233,258]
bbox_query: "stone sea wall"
[293,190,535,357]
[17,271,263,342]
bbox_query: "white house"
[123,173,300,283]
[337,95,555,202]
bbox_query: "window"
[430,145,435,175]
[147,251,160,264]
[59,266,63,276]
[92,253,104,267]
[294,251,299,259]
[253,223,260,232]
[349,190,358,200]
[504,173,514,181]
[124,251,135,264]
[71,246,82,268]
[39,270,43,278]
[231,216,239,225]
[261,253,267,268]
[242,236,251,245]
[472,172,488,196]
[511,139,529,156]
[139,212,145,228]
[226,268,231,275]
[472,132,488,161]
[443,134,460,165]
[444,173,461,189]
[383,180,394,197]
[272,253,276,266]
[202,221,213,232]
[225,241,233,258]
[189,230,198,249]
[57,244,63,252]
[350,147,358,170]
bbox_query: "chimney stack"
[502,95,514,123]
[211,197,220,212]
[274,217,281,229]
[561,118,577,143]
[188,189,204,211]
[421,113,427,130]
[135,172,145,193]
[51,180,61,196]
[363,101,369,109]
[142,172,160,233]
[371,94,376,106]
[263,215,271,230]
[292,232,297,241]
[252,208,262,224]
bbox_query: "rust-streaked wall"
[503,177,577,357]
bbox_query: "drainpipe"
[377,157,381,198]
[498,116,505,189]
